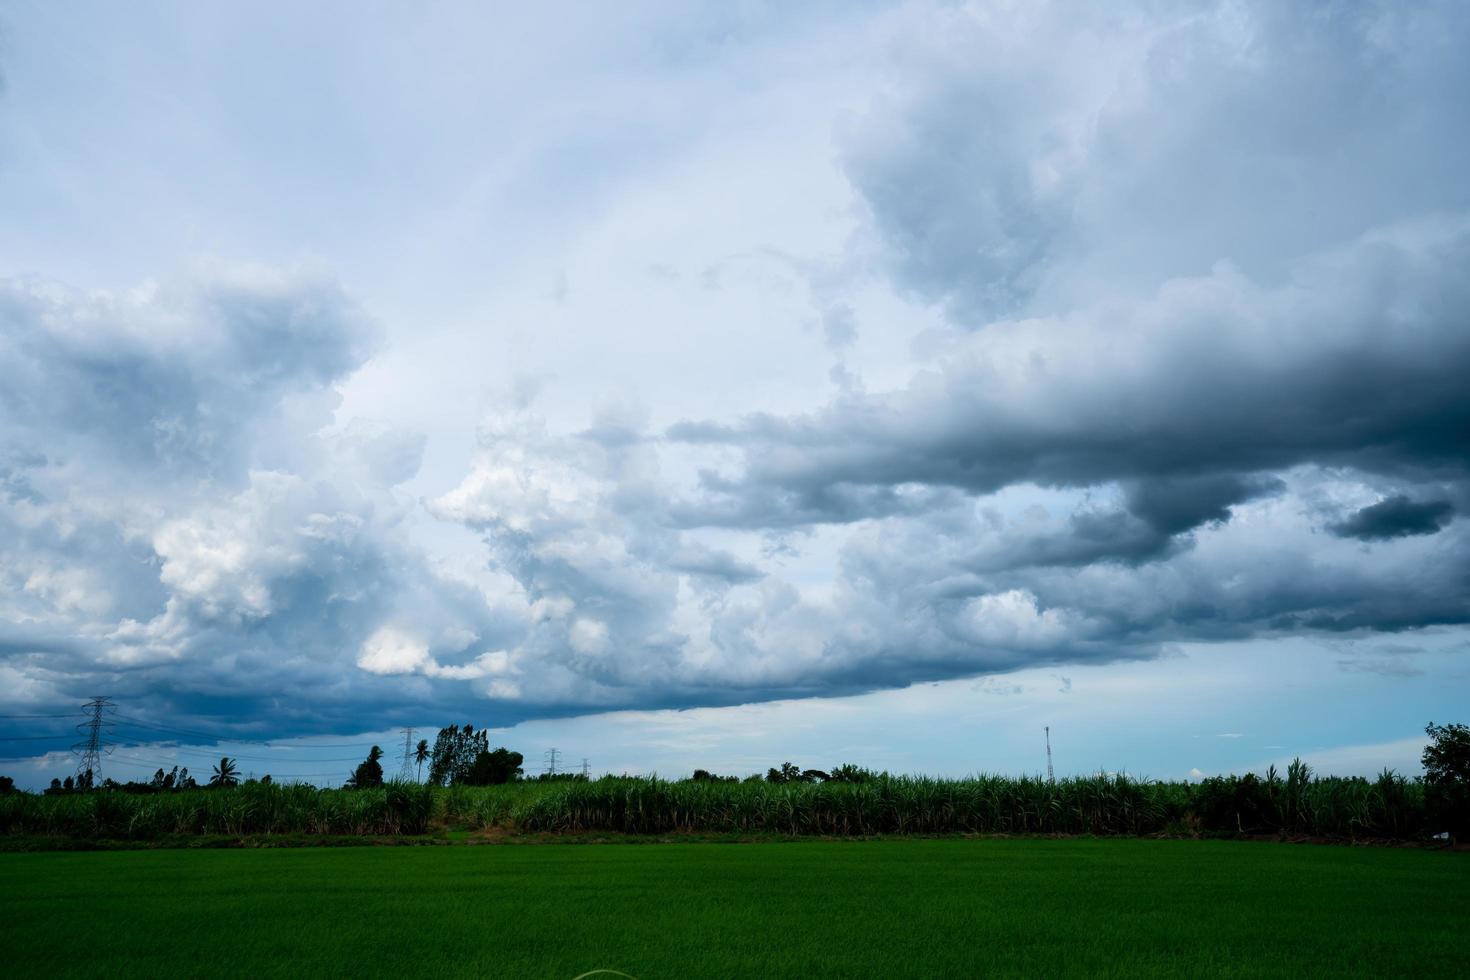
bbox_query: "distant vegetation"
[0,763,1461,843]
[2,722,1465,843]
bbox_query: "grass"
[2,840,1466,978]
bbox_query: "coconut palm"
[209,756,240,788]
[414,739,430,781]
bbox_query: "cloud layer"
[2,0,1468,741]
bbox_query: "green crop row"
[3,761,1458,841]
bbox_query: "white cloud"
[357,627,431,676]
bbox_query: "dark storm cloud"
[1123,475,1286,538]
[672,220,1470,529]
[1331,495,1455,541]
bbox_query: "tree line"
[4,721,1467,835]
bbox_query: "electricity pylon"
[397,727,416,782]
[1045,726,1055,784]
[73,696,116,788]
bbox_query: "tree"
[763,763,829,784]
[414,739,430,781]
[827,764,877,784]
[463,747,523,786]
[209,757,240,788]
[347,746,385,789]
[0,776,14,794]
[1423,721,1470,837]
[1423,722,1470,785]
[690,769,737,783]
[428,724,488,786]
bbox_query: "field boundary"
[3,829,1464,853]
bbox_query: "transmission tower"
[73,696,116,788]
[579,758,590,779]
[543,747,560,776]
[396,727,416,782]
[1044,726,1055,784]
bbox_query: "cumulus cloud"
[5,0,1470,741]
[0,266,522,734]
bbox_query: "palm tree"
[209,756,240,788]
[414,739,430,781]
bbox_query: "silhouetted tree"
[1424,721,1470,837]
[414,739,430,781]
[147,766,181,790]
[464,747,523,786]
[690,769,737,783]
[348,746,385,789]
[827,764,878,784]
[428,724,488,785]
[0,776,14,794]
[767,762,809,784]
[209,757,240,788]
[1424,722,1470,784]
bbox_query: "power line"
[113,716,375,749]
[2,736,366,763]
[121,745,369,764]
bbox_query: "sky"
[2,0,1468,789]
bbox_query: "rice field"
[3,839,1466,978]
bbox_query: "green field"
[3,840,1466,978]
